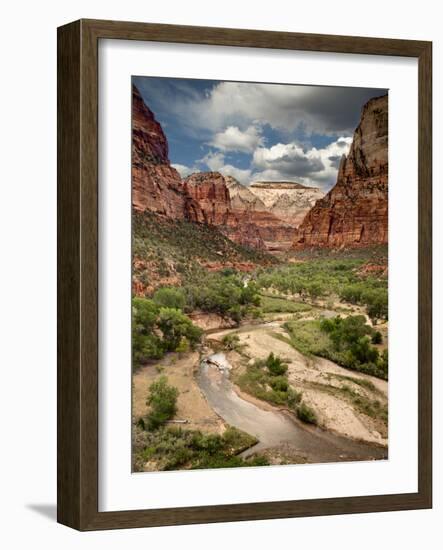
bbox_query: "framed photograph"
[57,19,432,530]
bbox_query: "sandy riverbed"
[210,319,388,446]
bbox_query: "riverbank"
[197,352,386,464]
[209,316,388,446]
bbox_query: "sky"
[133,76,387,191]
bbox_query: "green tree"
[175,336,190,355]
[157,307,202,352]
[153,287,186,310]
[146,376,179,430]
[364,290,388,322]
[132,297,163,366]
[132,297,159,330]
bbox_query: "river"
[197,353,387,464]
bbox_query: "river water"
[198,353,387,464]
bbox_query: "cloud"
[174,137,352,189]
[251,137,352,190]
[253,143,324,177]
[180,82,385,136]
[198,151,225,171]
[210,125,264,152]
[172,163,194,177]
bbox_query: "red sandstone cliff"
[184,172,297,250]
[132,84,202,221]
[293,94,388,248]
[183,172,232,225]
[183,171,265,248]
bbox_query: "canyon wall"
[293,94,388,248]
[132,84,202,221]
[249,182,324,227]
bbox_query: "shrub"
[153,287,186,310]
[235,353,301,410]
[371,331,383,344]
[146,376,179,430]
[175,336,190,355]
[297,402,318,425]
[286,387,303,408]
[269,376,289,392]
[265,352,288,376]
[221,334,243,352]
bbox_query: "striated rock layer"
[184,172,297,250]
[224,177,297,250]
[183,172,232,226]
[249,182,324,227]
[293,94,388,248]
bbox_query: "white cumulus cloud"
[210,125,264,153]
[172,163,194,178]
[251,137,352,190]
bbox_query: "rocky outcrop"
[183,172,232,225]
[224,177,296,250]
[183,172,265,249]
[225,177,267,213]
[132,84,202,221]
[293,94,388,248]
[249,182,324,226]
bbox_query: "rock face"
[225,177,267,213]
[293,94,388,248]
[249,181,324,226]
[183,172,299,250]
[132,84,202,221]
[183,172,265,249]
[183,172,232,226]
[224,177,296,250]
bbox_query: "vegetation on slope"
[235,352,317,424]
[133,424,269,471]
[133,211,276,293]
[282,315,388,379]
[133,376,269,471]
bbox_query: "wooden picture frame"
[57,18,432,530]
